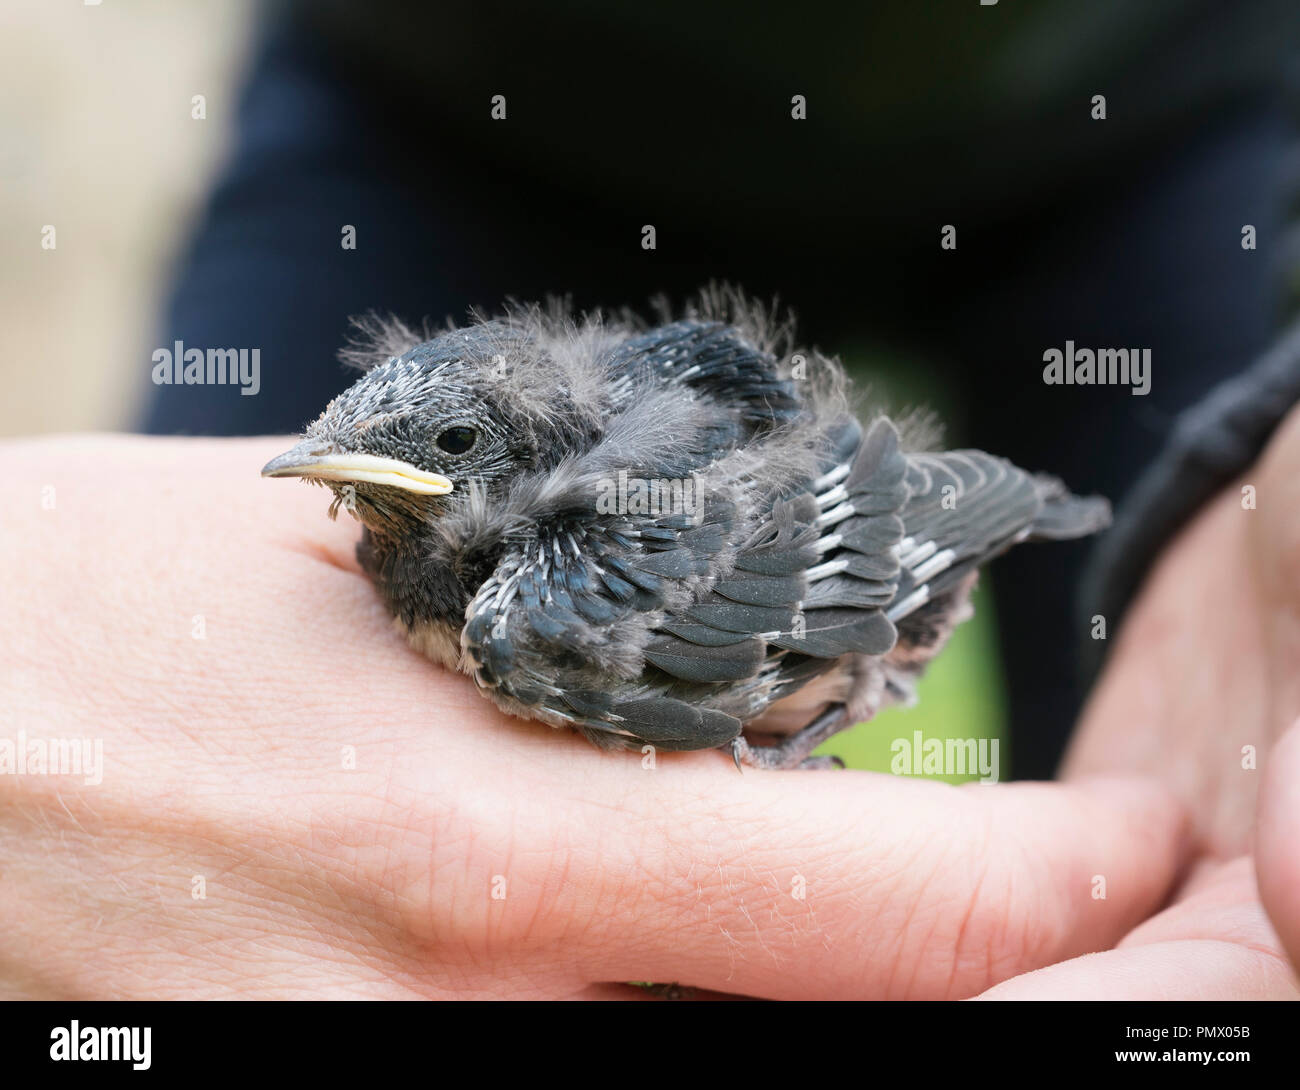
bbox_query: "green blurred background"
[819,349,1006,782]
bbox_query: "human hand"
[0,435,1186,999]
[981,717,1300,999]
[1044,406,1300,997]
[1064,405,1300,859]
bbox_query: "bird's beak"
[260,441,454,496]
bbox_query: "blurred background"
[4,0,1297,778]
[0,0,254,436]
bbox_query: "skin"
[1016,404,1300,1001]
[0,430,1296,999]
[1065,406,1300,859]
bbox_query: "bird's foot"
[729,704,850,771]
[796,754,846,771]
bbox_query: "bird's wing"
[462,496,749,750]
[884,450,1050,625]
[462,417,911,750]
[604,320,802,429]
[660,416,907,664]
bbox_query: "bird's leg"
[730,703,850,771]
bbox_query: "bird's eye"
[436,426,477,455]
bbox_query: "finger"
[1257,717,1300,971]
[488,758,1190,1000]
[976,858,1300,999]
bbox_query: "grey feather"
[270,292,1110,755]
[685,598,795,634]
[769,608,897,658]
[607,698,742,748]
[711,573,805,608]
[643,632,766,682]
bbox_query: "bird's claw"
[727,704,851,771]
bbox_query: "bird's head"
[261,324,569,538]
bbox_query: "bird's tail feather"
[1029,476,1112,540]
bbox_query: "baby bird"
[263,296,1109,769]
